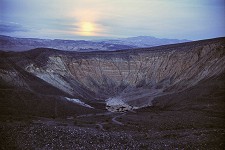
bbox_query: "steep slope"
[0,50,104,117]
[0,37,225,113]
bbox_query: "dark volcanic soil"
[1,74,225,150]
[0,109,224,150]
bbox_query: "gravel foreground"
[1,121,224,150]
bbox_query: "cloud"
[0,22,28,33]
[0,0,224,40]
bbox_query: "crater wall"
[1,38,225,111]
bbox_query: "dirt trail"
[112,113,125,125]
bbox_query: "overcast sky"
[0,0,224,40]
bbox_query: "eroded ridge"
[1,38,225,112]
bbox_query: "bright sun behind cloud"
[76,22,96,36]
[81,22,94,35]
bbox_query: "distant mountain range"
[0,35,190,52]
[101,36,189,48]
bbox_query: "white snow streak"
[65,97,94,109]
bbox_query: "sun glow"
[76,22,96,36]
[71,8,107,37]
[81,22,94,35]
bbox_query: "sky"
[0,0,225,40]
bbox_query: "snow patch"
[65,97,94,109]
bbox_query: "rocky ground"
[1,70,225,150]
[0,108,224,150]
